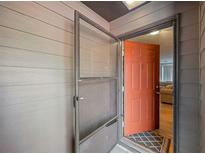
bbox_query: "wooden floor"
[156,102,173,153]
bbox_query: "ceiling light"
[150,31,159,35]
[123,1,146,10]
[125,0,134,5]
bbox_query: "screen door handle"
[73,96,84,102]
[78,97,84,100]
[73,96,85,107]
[73,96,84,101]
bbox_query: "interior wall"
[110,2,200,152]
[0,2,110,152]
[129,28,173,63]
[200,2,205,152]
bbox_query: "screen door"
[73,11,120,152]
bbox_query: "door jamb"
[117,14,180,153]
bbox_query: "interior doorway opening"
[123,26,174,153]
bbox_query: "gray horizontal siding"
[110,2,200,152]
[0,1,110,152]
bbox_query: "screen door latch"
[73,96,84,107]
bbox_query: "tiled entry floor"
[110,144,133,153]
[127,131,170,152]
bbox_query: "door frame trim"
[117,14,180,153]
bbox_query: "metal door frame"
[74,10,122,152]
[117,14,180,152]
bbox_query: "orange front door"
[124,41,160,136]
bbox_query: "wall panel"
[0,1,110,152]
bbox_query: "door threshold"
[120,137,155,153]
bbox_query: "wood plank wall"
[0,2,110,152]
[110,2,200,152]
[200,2,205,152]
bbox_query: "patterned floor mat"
[127,131,170,152]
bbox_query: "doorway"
[123,26,175,153]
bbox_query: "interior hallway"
[156,102,173,152]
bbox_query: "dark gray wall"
[110,2,200,152]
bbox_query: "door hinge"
[122,44,125,57]
[122,86,125,92]
[122,120,125,127]
[122,50,124,57]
